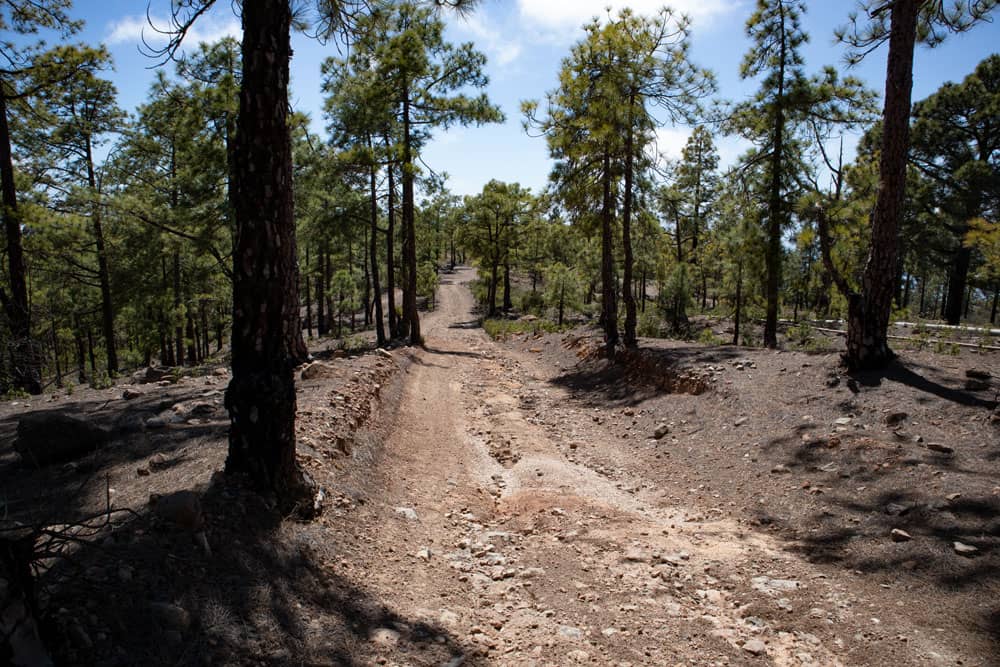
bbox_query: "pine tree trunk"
[305,249,313,338]
[622,111,637,349]
[173,251,184,366]
[991,283,998,324]
[944,245,972,325]
[763,20,787,349]
[502,261,512,312]
[317,244,327,335]
[845,0,919,369]
[224,0,314,514]
[85,135,117,376]
[600,147,618,359]
[385,151,398,339]
[363,227,371,327]
[51,319,62,388]
[0,85,41,394]
[369,156,386,346]
[733,260,743,346]
[401,93,420,345]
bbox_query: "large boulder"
[14,413,110,467]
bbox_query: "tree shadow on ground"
[853,358,997,410]
[34,475,480,666]
[0,387,229,527]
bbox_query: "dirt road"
[342,267,984,667]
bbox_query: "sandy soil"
[2,266,998,666]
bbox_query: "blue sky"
[62,1,1000,196]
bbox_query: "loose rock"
[14,412,109,466]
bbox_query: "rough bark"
[401,93,420,345]
[944,244,972,325]
[385,149,398,339]
[0,85,42,394]
[600,147,618,359]
[622,108,637,349]
[844,0,919,369]
[369,154,386,347]
[224,0,314,514]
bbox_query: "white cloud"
[516,0,739,43]
[106,14,240,49]
[451,13,523,67]
[654,126,692,160]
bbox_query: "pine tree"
[837,0,997,368]
[1,1,86,393]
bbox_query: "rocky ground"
[1,266,998,666]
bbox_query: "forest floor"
[2,266,999,666]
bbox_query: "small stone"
[953,542,978,556]
[370,627,400,646]
[834,417,852,426]
[890,529,912,542]
[884,412,908,426]
[122,389,143,400]
[885,503,910,516]
[653,424,670,439]
[743,639,767,655]
[149,602,191,631]
[149,491,204,532]
[966,368,992,380]
[926,443,954,455]
[376,348,393,359]
[416,547,432,561]
[734,416,749,427]
[394,507,419,521]
[623,547,647,563]
[771,464,790,474]
[946,493,962,501]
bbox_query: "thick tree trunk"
[844,0,919,369]
[622,114,637,349]
[224,0,314,514]
[401,94,420,345]
[600,147,618,359]
[944,245,972,325]
[0,86,41,394]
[369,156,386,346]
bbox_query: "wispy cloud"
[105,14,240,49]
[451,13,523,67]
[516,0,739,44]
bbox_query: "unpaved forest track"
[346,268,985,667]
